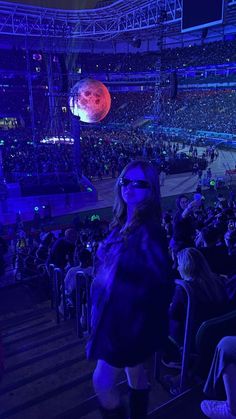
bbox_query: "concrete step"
[2,318,54,340]
[0,301,52,332]
[0,357,94,417]
[5,329,75,357]
[0,301,173,419]
[1,375,96,419]
[1,351,87,395]
[3,320,75,354]
[55,377,172,419]
[5,333,83,371]
[3,319,60,348]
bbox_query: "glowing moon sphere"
[69,79,111,123]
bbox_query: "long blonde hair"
[110,160,161,231]
[177,247,224,302]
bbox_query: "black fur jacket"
[86,221,171,367]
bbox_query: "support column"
[45,53,57,131]
[25,40,39,183]
[153,4,166,128]
[25,45,36,145]
[71,115,81,181]
[0,148,3,180]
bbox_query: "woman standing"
[87,160,171,418]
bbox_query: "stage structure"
[153,2,167,127]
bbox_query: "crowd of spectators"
[107,89,236,133]
[2,183,236,370]
[1,129,208,183]
[179,72,236,86]
[1,40,236,76]
[1,85,235,185]
[1,214,109,284]
[159,189,236,372]
[1,160,236,410]
[1,39,236,138]
[162,89,236,134]
[1,31,236,415]
[1,88,235,135]
[72,40,236,74]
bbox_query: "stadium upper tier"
[3,0,106,10]
[0,89,235,134]
[0,41,236,75]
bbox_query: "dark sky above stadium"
[5,0,100,9]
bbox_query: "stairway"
[0,299,174,419]
[0,301,206,419]
[0,302,95,419]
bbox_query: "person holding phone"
[172,194,202,248]
[87,160,170,419]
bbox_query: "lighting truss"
[0,0,182,38]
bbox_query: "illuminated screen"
[182,0,224,32]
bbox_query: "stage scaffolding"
[153,3,167,127]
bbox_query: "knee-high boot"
[98,404,127,418]
[129,386,150,419]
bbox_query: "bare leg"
[93,360,122,409]
[125,364,149,389]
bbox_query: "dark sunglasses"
[118,177,150,189]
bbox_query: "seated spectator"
[197,226,235,275]
[201,336,236,419]
[163,248,228,368]
[168,238,186,280]
[224,228,236,257]
[14,230,29,280]
[35,232,55,266]
[47,228,77,270]
[59,248,93,319]
[23,237,40,277]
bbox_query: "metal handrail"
[48,263,55,309]
[175,279,196,393]
[75,270,92,338]
[53,267,67,324]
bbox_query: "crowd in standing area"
[2,127,220,183]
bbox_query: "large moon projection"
[69,79,111,123]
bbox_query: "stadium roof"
[2,0,109,10]
[0,0,235,49]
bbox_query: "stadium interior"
[0,0,236,418]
